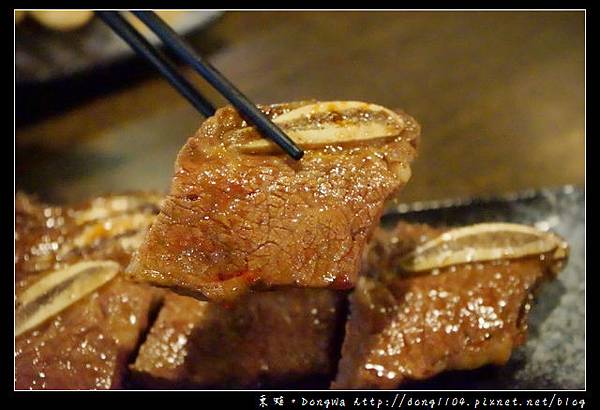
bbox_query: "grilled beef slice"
[15,193,163,389]
[332,222,567,389]
[131,289,346,388]
[127,101,419,302]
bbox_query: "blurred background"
[15,11,585,205]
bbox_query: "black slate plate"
[376,185,585,389]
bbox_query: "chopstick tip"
[290,147,304,160]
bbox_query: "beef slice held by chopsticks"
[127,101,420,302]
[332,222,568,389]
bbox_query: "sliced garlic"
[233,101,406,153]
[73,194,162,225]
[15,260,120,337]
[73,213,155,249]
[398,223,569,273]
[116,229,148,252]
[54,213,156,261]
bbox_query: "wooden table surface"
[15,11,585,205]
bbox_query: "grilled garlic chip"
[72,213,156,249]
[73,194,162,225]
[55,212,156,260]
[398,223,569,273]
[234,101,406,153]
[15,260,120,337]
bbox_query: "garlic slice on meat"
[73,194,162,225]
[56,211,157,260]
[116,229,149,252]
[15,260,120,337]
[233,101,406,153]
[398,223,569,273]
[71,213,156,250]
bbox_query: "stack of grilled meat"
[15,101,568,389]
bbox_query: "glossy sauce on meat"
[127,101,420,302]
[131,289,346,388]
[333,223,562,389]
[15,193,162,390]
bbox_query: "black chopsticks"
[96,12,215,117]
[97,11,304,160]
